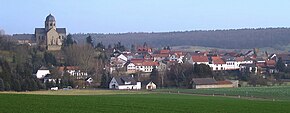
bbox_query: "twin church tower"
[35,14,66,50]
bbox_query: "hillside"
[72,28,290,49]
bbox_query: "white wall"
[36,70,50,79]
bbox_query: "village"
[34,42,290,90]
[2,1,290,112]
[1,14,290,92]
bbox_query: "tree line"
[72,28,290,49]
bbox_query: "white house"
[209,56,227,71]
[225,57,253,70]
[58,66,88,80]
[109,75,141,90]
[146,81,157,90]
[36,66,50,79]
[135,61,159,73]
[126,62,136,73]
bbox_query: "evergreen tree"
[130,44,136,53]
[86,35,94,47]
[150,67,159,85]
[4,82,10,91]
[100,72,111,88]
[12,79,21,92]
[0,78,4,91]
[276,57,286,72]
[63,34,74,47]
[44,52,57,66]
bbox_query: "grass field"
[1,93,290,113]
[1,87,290,113]
[155,86,290,101]
[0,89,149,95]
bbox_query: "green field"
[1,93,290,113]
[1,89,290,113]
[155,86,290,101]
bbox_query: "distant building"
[13,14,66,50]
[36,66,50,79]
[191,78,238,89]
[109,75,141,90]
[35,14,66,50]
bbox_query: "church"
[13,14,66,51]
[35,14,66,50]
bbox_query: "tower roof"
[45,14,55,22]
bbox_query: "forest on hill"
[72,28,290,49]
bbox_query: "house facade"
[36,66,50,79]
[109,76,141,90]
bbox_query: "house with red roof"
[126,60,159,73]
[188,55,209,65]
[209,56,226,71]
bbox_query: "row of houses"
[108,75,238,90]
[35,66,90,83]
[109,47,282,75]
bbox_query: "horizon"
[1,0,290,34]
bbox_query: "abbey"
[35,14,66,50]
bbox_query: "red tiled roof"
[133,61,159,66]
[66,66,80,70]
[217,81,232,85]
[152,54,170,57]
[266,60,276,65]
[160,50,170,54]
[212,56,225,64]
[170,51,183,56]
[131,59,153,63]
[191,55,209,62]
[235,57,245,62]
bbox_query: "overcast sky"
[1,0,290,34]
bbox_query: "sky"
[1,0,290,34]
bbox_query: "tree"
[131,44,136,53]
[63,34,74,47]
[44,52,57,66]
[12,79,21,92]
[86,35,94,47]
[276,57,286,72]
[114,42,125,51]
[96,42,105,50]
[150,67,159,85]
[193,63,212,78]
[4,82,10,91]
[100,72,111,88]
[0,78,4,91]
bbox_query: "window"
[50,23,52,26]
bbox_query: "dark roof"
[39,66,49,70]
[56,28,66,34]
[46,14,55,22]
[192,78,217,85]
[114,76,137,85]
[35,28,66,34]
[12,34,34,40]
[35,28,46,34]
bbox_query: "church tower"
[35,14,66,51]
[45,14,56,31]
